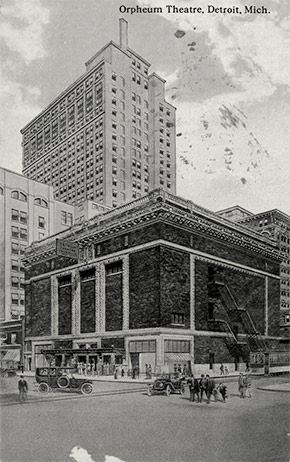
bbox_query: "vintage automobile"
[35,367,94,395]
[147,373,186,396]
[0,367,17,378]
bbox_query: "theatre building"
[23,189,283,375]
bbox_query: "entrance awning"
[1,349,20,361]
[164,353,193,362]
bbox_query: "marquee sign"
[56,239,79,260]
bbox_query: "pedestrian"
[217,382,227,402]
[188,375,200,403]
[148,364,152,379]
[238,372,245,398]
[206,375,216,404]
[225,366,229,375]
[121,367,125,378]
[244,372,252,398]
[187,375,195,402]
[220,364,224,375]
[18,375,28,404]
[199,374,208,403]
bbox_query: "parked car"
[147,373,186,396]
[0,367,17,378]
[35,367,93,395]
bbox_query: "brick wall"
[194,260,266,335]
[25,278,51,337]
[194,335,235,364]
[58,278,72,335]
[160,223,280,275]
[160,246,190,328]
[129,247,160,329]
[105,273,123,331]
[80,274,96,334]
[268,277,280,336]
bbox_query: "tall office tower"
[21,19,176,208]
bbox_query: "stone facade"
[23,190,285,373]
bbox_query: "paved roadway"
[0,376,289,462]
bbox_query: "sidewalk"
[257,382,290,392]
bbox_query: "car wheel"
[81,382,93,395]
[147,386,153,396]
[38,382,50,394]
[57,376,70,389]
[180,385,185,395]
[165,385,171,396]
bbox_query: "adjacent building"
[23,189,284,374]
[0,167,76,366]
[20,19,176,208]
[0,167,75,323]
[218,206,290,334]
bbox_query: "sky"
[0,0,289,214]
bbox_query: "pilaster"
[51,275,58,336]
[72,270,80,335]
[190,254,196,330]
[265,276,269,335]
[122,254,129,330]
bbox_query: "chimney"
[119,18,128,50]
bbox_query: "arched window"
[11,190,27,202]
[34,198,48,208]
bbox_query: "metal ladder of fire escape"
[215,282,268,352]
[207,297,249,361]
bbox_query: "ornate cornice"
[24,189,282,266]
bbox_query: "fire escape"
[207,271,268,359]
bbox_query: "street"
[0,376,289,462]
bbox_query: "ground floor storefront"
[24,330,270,376]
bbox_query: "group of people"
[219,364,229,375]
[187,374,228,404]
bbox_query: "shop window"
[164,340,190,353]
[129,340,156,353]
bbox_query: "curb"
[257,387,290,393]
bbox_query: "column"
[265,276,269,336]
[95,263,101,333]
[72,270,80,335]
[99,262,106,332]
[122,254,129,330]
[190,254,196,330]
[51,275,58,336]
